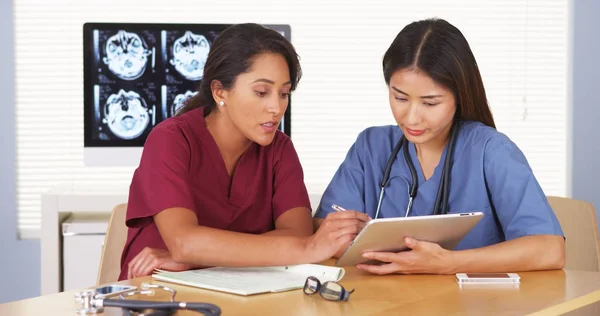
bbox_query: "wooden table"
[3,265,600,315]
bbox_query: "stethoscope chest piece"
[75,289,102,314]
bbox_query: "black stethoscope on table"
[374,122,459,219]
[75,283,221,316]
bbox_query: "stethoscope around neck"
[374,122,459,219]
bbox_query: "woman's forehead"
[390,69,450,96]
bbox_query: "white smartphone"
[456,273,520,284]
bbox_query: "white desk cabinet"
[61,213,110,291]
[41,184,128,295]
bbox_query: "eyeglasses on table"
[303,276,354,302]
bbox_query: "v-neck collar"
[407,140,448,190]
[388,129,450,202]
[196,112,258,207]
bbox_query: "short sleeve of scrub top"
[482,131,564,241]
[125,120,196,228]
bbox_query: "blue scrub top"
[314,120,564,250]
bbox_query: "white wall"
[0,0,40,303]
[571,0,600,228]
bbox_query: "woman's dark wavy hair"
[382,18,496,128]
[177,23,302,117]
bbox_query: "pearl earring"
[219,101,224,106]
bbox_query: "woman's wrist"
[443,249,462,274]
[301,235,319,262]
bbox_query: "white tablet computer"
[335,212,484,267]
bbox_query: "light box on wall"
[83,22,292,167]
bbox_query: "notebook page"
[153,264,346,296]
[154,267,309,295]
[283,264,346,282]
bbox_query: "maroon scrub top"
[118,107,311,280]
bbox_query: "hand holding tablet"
[335,212,484,267]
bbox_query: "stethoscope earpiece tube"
[441,123,459,215]
[433,122,459,215]
[432,168,446,215]
[402,137,418,199]
[102,299,222,316]
[376,135,415,219]
[381,138,404,188]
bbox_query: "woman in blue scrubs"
[313,18,565,275]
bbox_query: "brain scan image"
[170,31,210,81]
[171,90,198,117]
[102,89,152,140]
[102,30,152,81]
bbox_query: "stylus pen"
[332,204,347,212]
[333,204,374,221]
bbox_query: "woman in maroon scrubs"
[119,23,369,280]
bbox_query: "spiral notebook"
[152,264,346,296]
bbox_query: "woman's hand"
[127,247,197,279]
[305,210,371,263]
[356,237,455,275]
